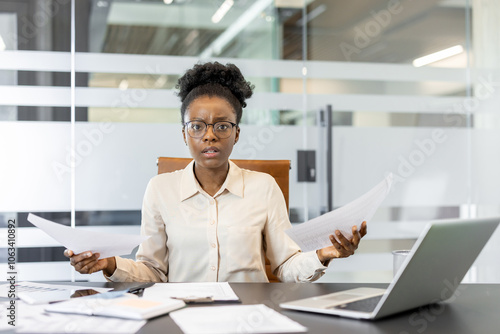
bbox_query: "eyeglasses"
[184,121,237,139]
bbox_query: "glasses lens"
[187,121,206,138]
[214,122,234,138]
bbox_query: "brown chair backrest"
[157,157,291,211]
[156,157,291,282]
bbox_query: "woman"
[65,62,367,282]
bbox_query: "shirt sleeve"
[105,178,169,282]
[263,178,328,282]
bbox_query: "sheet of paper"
[27,213,149,259]
[142,282,239,301]
[0,281,111,298]
[2,301,146,333]
[286,173,393,252]
[170,304,307,334]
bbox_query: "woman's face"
[182,95,240,171]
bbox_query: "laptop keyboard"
[331,295,383,313]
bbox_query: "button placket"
[207,196,219,281]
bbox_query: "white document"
[45,293,185,320]
[27,213,149,259]
[142,282,239,301]
[4,301,146,334]
[170,304,307,334]
[286,173,393,252]
[0,281,111,299]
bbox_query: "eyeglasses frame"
[184,120,238,139]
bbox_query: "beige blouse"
[106,160,327,282]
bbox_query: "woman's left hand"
[316,221,367,265]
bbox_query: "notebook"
[280,217,500,320]
[45,293,185,320]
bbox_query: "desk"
[92,282,500,333]
[8,282,500,333]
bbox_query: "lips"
[201,147,221,159]
[202,146,220,153]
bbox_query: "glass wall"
[1,0,499,283]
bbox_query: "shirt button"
[209,199,215,205]
[211,266,216,271]
[211,243,216,248]
[210,220,215,225]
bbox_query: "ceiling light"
[212,0,234,24]
[413,45,464,67]
[201,0,272,58]
[163,0,174,4]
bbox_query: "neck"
[193,161,229,197]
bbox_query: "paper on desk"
[5,301,146,334]
[286,173,393,252]
[0,281,111,298]
[170,304,307,334]
[27,213,149,259]
[142,282,239,301]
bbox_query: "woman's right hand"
[63,249,117,276]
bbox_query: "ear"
[182,127,187,146]
[234,126,240,144]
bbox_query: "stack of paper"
[27,213,149,258]
[0,281,111,299]
[45,293,185,320]
[142,282,239,302]
[2,301,147,334]
[170,304,307,334]
[286,174,393,251]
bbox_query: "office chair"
[157,157,291,283]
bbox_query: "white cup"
[392,250,411,277]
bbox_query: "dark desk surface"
[82,282,500,334]
[9,282,500,333]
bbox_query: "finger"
[69,251,93,265]
[329,234,342,249]
[72,256,97,271]
[71,253,98,268]
[328,235,343,255]
[79,260,103,274]
[326,239,351,259]
[331,233,354,258]
[63,249,74,258]
[351,225,361,248]
[335,230,355,252]
[359,221,367,237]
[78,259,101,274]
[74,255,103,274]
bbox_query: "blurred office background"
[0,0,499,283]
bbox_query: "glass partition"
[0,0,72,280]
[2,0,499,283]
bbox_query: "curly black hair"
[176,62,254,124]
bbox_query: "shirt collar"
[179,159,244,201]
[225,160,244,198]
[180,160,198,201]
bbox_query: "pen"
[127,283,155,296]
[171,296,215,303]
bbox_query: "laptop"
[280,217,500,320]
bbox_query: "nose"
[202,124,218,142]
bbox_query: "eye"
[216,123,229,131]
[189,122,204,131]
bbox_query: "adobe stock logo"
[52,124,115,182]
[340,0,404,61]
[391,129,447,188]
